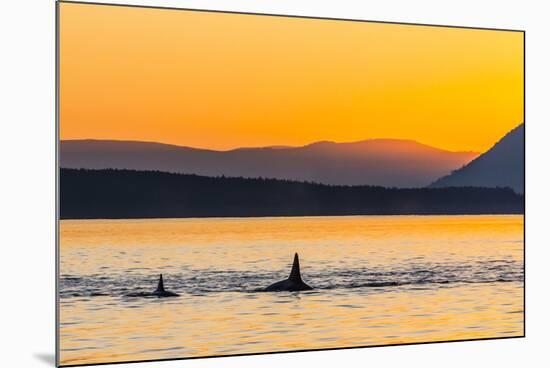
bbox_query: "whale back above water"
[264,253,313,292]
[151,274,179,297]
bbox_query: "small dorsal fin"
[288,253,302,282]
[156,274,165,292]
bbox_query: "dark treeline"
[60,169,524,219]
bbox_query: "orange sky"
[59,2,523,152]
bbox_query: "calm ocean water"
[59,215,524,365]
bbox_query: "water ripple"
[59,259,523,298]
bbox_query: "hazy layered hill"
[60,139,478,188]
[430,124,524,193]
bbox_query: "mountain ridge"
[62,137,476,155]
[430,123,524,193]
[60,138,478,188]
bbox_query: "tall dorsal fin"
[156,274,165,292]
[288,253,302,282]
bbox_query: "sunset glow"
[58,4,525,365]
[59,2,523,152]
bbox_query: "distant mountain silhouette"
[60,139,478,188]
[60,168,523,219]
[430,124,524,193]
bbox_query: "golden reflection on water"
[60,215,523,365]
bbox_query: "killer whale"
[126,274,179,298]
[264,253,313,292]
[151,274,179,297]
